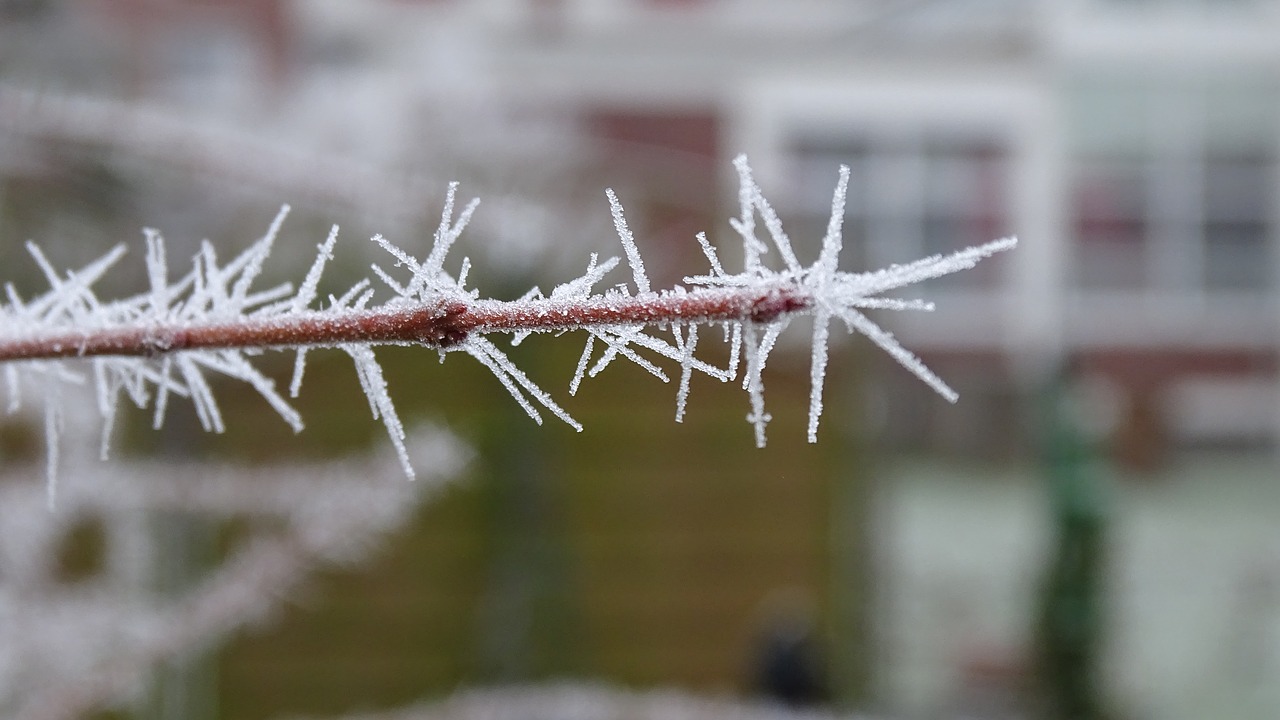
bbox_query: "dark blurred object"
[1032,359,1112,720]
[751,589,829,708]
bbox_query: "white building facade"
[463,0,1280,462]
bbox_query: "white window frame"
[728,70,1061,357]
[1064,72,1280,351]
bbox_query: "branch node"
[749,288,809,324]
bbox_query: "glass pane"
[1073,157,1148,288]
[1203,154,1270,224]
[923,141,1004,219]
[1204,222,1272,290]
[1202,153,1274,291]
[792,138,871,215]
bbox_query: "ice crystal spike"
[0,159,1016,499]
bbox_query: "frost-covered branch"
[292,683,867,720]
[2,425,466,720]
[0,155,1015,496]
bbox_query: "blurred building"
[6,1,1280,718]
[445,0,1280,467]
[16,0,1280,471]
[83,0,1267,467]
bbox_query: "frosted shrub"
[0,155,1015,504]
[1,424,466,720]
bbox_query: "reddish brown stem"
[0,286,813,362]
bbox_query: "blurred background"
[2,1,1280,719]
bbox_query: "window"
[791,133,1010,289]
[1068,75,1278,294]
[1202,153,1272,290]
[1073,156,1148,288]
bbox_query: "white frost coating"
[2,159,1014,495]
[179,356,224,433]
[209,352,304,433]
[674,324,698,422]
[590,330,669,382]
[343,344,414,478]
[853,298,935,311]
[457,256,471,289]
[5,364,19,413]
[553,254,619,300]
[627,327,730,381]
[239,206,288,292]
[734,155,802,276]
[153,355,175,427]
[725,322,742,380]
[422,196,479,292]
[44,379,62,511]
[605,188,650,295]
[4,204,325,484]
[331,278,371,310]
[730,158,768,276]
[695,232,725,278]
[144,229,168,317]
[845,236,1018,297]
[288,348,309,398]
[708,155,1014,440]
[292,224,340,314]
[741,322,771,448]
[807,314,831,443]
[815,166,850,280]
[569,334,595,396]
[93,361,116,461]
[840,306,959,402]
[466,336,583,432]
[806,165,850,442]
[369,259,407,297]
[745,321,788,391]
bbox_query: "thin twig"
[0,287,812,363]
